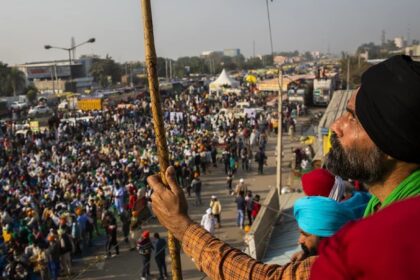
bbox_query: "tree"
[8,67,26,96]
[303,51,313,61]
[340,55,371,89]
[245,57,263,69]
[90,55,122,87]
[0,62,26,97]
[25,84,38,105]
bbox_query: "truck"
[313,78,335,106]
[286,80,313,106]
[77,98,102,111]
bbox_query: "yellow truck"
[77,98,102,111]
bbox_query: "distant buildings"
[394,37,406,48]
[223,49,241,57]
[201,50,223,57]
[405,45,420,57]
[16,56,94,93]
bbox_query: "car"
[10,101,28,110]
[28,105,53,118]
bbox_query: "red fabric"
[142,230,150,238]
[128,194,137,210]
[301,169,335,197]
[251,202,261,218]
[311,196,420,280]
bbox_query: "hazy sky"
[1,0,419,65]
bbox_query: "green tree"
[8,67,26,96]
[340,54,371,89]
[90,55,122,87]
[0,63,26,96]
[25,84,38,105]
[303,51,313,61]
[245,57,263,69]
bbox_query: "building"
[310,51,321,59]
[405,45,420,57]
[201,50,224,57]
[273,55,288,66]
[223,48,241,57]
[394,36,406,49]
[16,56,94,93]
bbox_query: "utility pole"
[346,55,350,91]
[169,60,173,80]
[276,68,283,198]
[253,40,256,57]
[140,1,183,279]
[265,0,274,56]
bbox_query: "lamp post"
[44,38,95,81]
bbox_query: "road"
[71,113,315,280]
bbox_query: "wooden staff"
[140,0,183,279]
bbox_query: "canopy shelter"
[209,69,240,96]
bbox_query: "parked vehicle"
[77,98,102,111]
[28,105,53,118]
[10,101,28,110]
[313,78,335,106]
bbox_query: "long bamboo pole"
[140,0,183,279]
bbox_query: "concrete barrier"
[245,186,280,260]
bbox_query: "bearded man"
[148,55,420,279]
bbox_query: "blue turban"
[340,192,371,219]
[294,196,355,237]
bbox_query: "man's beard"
[301,244,317,257]
[325,133,392,185]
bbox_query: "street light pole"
[67,49,73,80]
[45,37,95,88]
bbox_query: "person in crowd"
[137,230,153,280]
[103,211,119,258]
[200,208,216,235]
[255,147,267,175]
[234,178,248,195]
[245,191,254,226]
[46,235,60,280]
[191,173,202,207]
[235,191,246,229]
[153,232,168,280]
[209,195,222,228]
[251,194,261,221]
[58,228,73,277]
[240,146,249,171]
[147,55,420,280]
[226,170,234,195]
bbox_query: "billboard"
[26,65,71,79]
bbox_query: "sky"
[0,0,419,65]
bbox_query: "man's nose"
[330,117,344,138]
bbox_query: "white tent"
[209,69,240,95]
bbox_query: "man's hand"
[290,250,306,262]
[147,166,193,240]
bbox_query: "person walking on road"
[255,147,267,175]
[234,178,248,196]
[153,232,168,280]
[245,191,254,226]
[235,191,246,229]
[137,230,153,280]
[201,208,216,234]
[191,173,202,207]
[210,195,222,228]
[103,211,119,258]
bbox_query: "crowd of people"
[0,84,286,279]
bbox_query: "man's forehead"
[347,90,358,109]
